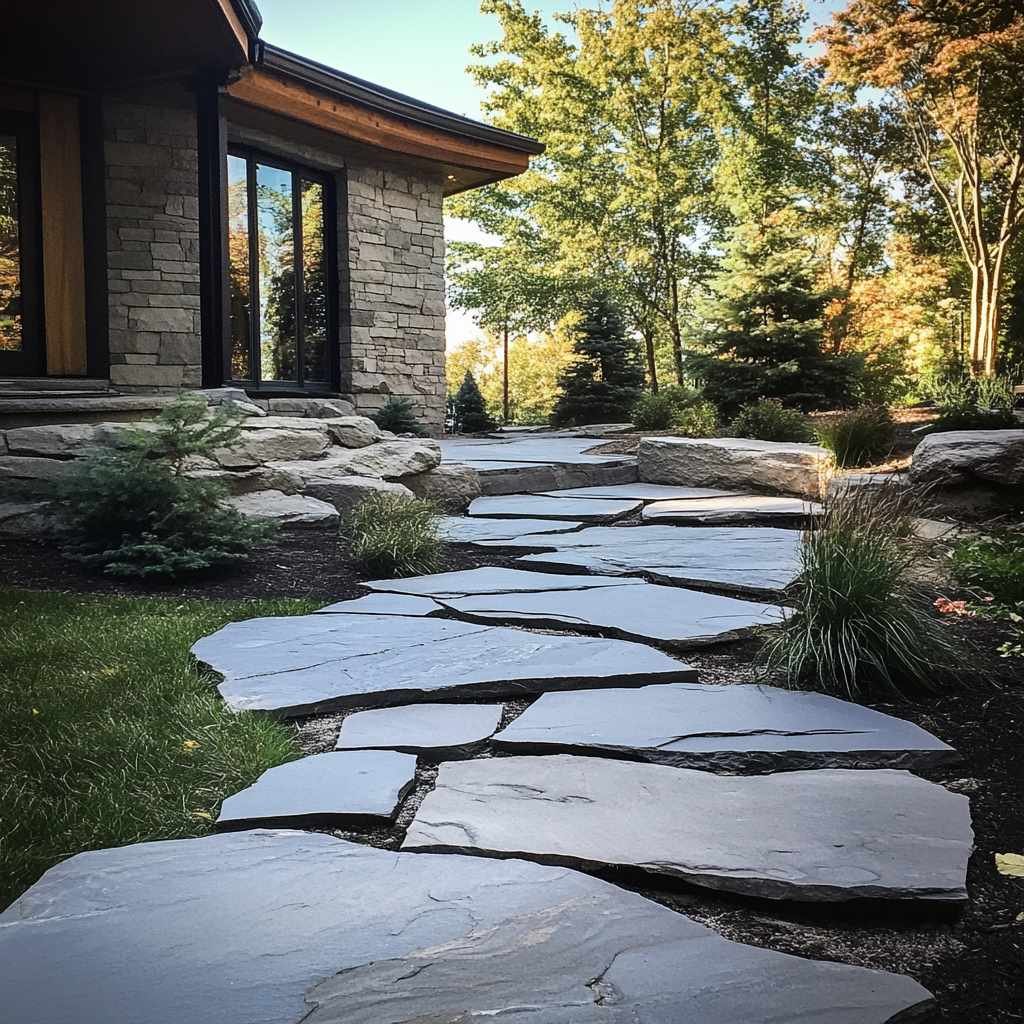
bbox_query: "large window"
[0,112,42,375]
[226,150,333,389]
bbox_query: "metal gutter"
[230,0,263,40]
[254,41,545,156]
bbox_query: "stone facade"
[103,86,203,391]
[344,162,447,433]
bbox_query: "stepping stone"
[494,683,957,772]
[370,567,784,650]
[483,524,802,595]
[335,703,503,757]
[193,613,693,718]
[0,830,935,1024]
[537,483,742,501]
[468,493,641,522]
[315,593,441,616]
[438,515,585,544]
[217,750,416,828]
[642,495,823,524]
[404,755,973,903]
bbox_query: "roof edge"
[230,0,263,40]
[254,41,545,157]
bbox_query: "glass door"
[0,112,43,376]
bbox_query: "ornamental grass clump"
[763,484,960,700]
[345,492,441,577]
[815,405,895,468]
[58,394,272,578]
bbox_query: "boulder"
[0,500,59,537]
[341,438,441,479]
[323,416,380,449]
[225,490,339,528]
[403,463,481,511]
[186,463,305,496]
[271,462,414,513]
[3,423,107,458]
[214,425,330,470]
[640,436,833,499]
[827,472,907,500]
[0,455,75,492]
[910,429,1024,488]
[266,396,355,418]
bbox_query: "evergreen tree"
[452,372,497,433]
[551,294,644,426]
[687,222,861,417]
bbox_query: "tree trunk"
[668,273,684,385]
[502,320,510,423]
[642,324,659,393]
[968,257,1004,377]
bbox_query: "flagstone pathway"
[0,478,973,1022]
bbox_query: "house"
[0,1,542,433]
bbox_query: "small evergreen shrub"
[675,399,719,437]
[951,532,1024,604]
[452,371,497,433]
[632,391,678,431]
[345,493,441,577]
[928,374,1017,431]
[815,405,895,467]
[371,397,426,435]
[57,394,271,578]
[729,399,814,443]
[632,386,718,435]
[763,485,960,699]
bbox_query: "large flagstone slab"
[468,493,642,522]
[217,750,416,828]
[0,830,935,1024]
[494,683,957,772]
[335,702,503,757]
[439,515,585,544]
[369,567,784,649]
[192,612,693,718]
[538,483,743,501]
[404,755,973,903]
[643,494,822,524]
[482,524,803,595]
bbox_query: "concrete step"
[0,394,176,428]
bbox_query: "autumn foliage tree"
[818,0,1024,375]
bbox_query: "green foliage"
[371,397,427,435]
[0,589,308,907]
[344,493,441,578]
[763,486,961,699]
[729,398,814,442]
[816,405,895,467]
[687,223,862,417]
[57,395,271,578]
[951,532,1024,604]
[675,400,720,437]
[452,371,497,433]
[632,385,718,436]
[551,294,644,427]
[977,602,1024,659]
[927,373,1018,430]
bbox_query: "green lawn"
[0,589,317,909]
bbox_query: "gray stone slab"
[370,568,784,649]
[494,683,957,772]
[484,524,803,595]
[468,493,642,522]
[642,494,823,524]
[439,515,586,544]
[0,829,935,1024]
[441,435,632,467]
[192,612,694,718]
[217,750,416,828]
[335,702,503,756]
[537,483,743,501]
[404,755,973,903]
[314,592,441,616]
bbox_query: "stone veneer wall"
[103,87,203,390]
[344,162,447,433]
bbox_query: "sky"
[255,0,848,346]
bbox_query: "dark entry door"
[0,112,43,376]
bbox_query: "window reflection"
[0,136,22,353]
[226,154,251,379]
[256,162,296,382]
[302,179,328,381]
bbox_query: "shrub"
[372,397,426,435]
[951,532,1024,604]
[452,371,497,433]
[762,485,961,699]
[675,399,719,437]
[729,399,814,443]
[928,373,1017,431]
[632,391,678,431]
[57,395,271,578]
[345,492,441,577]
[815,405,895,468]
[631,385,715,434]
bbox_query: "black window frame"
[0,109,44,376]
[224,146,338,394]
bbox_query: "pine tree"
[687,222,861,418]
[452,371,497,433]
[551,294,644,427]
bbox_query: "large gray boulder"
[0,499,59,537]
[3,422,108,457]
[323,416,380,449]
[214,423,330,469]
[265,396,356,418]
[403,463,482,511]
[910,429,1024,488]
[404,754,973,903]
[640,436,834,499]
[278,468,413,513]
[225,490,339,528]
[0,830,936,1024]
